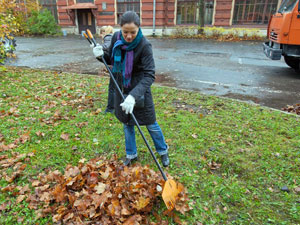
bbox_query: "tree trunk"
[198,0,205,34]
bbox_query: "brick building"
[53,0,283,35]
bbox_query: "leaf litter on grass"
[1,153,191,224]
[3,67,300,223]
[0,68,192,223]
[282,103,300,115]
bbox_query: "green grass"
[0,67,300,224]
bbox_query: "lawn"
[0,67,299,224]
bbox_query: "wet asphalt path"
[6,36,300,110]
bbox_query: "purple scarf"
[112,29,143,87]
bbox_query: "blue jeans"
[123,121,168,159]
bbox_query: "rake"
[83,29,184,210]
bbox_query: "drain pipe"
[153,0,156,36]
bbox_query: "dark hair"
[120,11,140,27]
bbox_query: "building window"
[233,0,279,25]
[38,0,59,22]
[278,0,298,13]
[76,0,94,3]
[117,0,140,24]
[205,1,214,25]
[177,0,214,25]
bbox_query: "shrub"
[14,0,40,35]
[0,0,19,67]
[170,26,266,41]
[27,9,60,35]
[172,26,198,38]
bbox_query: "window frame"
[116,0,141,24]
[233,0,279,25]
[278,0,298,13]
[176,0,215,25]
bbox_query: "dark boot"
[161,153,170,167]
[123,157,138,166]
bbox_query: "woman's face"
[121,22,139,43]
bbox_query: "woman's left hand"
[93,44,104,58]
[120,95,135,114]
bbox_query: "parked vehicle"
[263,0,300,71]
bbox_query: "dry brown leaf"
[40,192,51,202]
[294,186,300,193]
[92,192,109,209]
[63,212,74,223]
[16,195,26,204]
[100,168,110,180]
[32,180,41,187]
[208,161,221,170]
[52,185,66,202]
[35,131,45,137]
[123,215,142,225]
[94,182,106,194]
[0,203,8,211]
[19,184,30,194]
[60,133,69,140]
[192,134,198,139]
[64,166,80,178]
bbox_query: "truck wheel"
[284,56,299,70]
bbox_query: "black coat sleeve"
[102,31,118,65]
[102,34,112,53]
[129,43,155,100]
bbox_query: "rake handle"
[82,31,92,45]
[83,30,168,181]
[86,29,97,47]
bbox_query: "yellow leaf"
[135,196,150,210]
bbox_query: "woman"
[92,11,169,167]
[99,26,115,113]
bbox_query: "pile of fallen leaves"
[282,103,300,115]
[1,154,191,224]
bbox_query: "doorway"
[77,9,96,34]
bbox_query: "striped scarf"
[112,28,143,88]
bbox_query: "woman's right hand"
[120,95,135,114]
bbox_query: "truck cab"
[263,0,300,70]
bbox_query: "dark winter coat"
[103,31,156,126]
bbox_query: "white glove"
[93,44,104,58]
[120,95,135,114]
